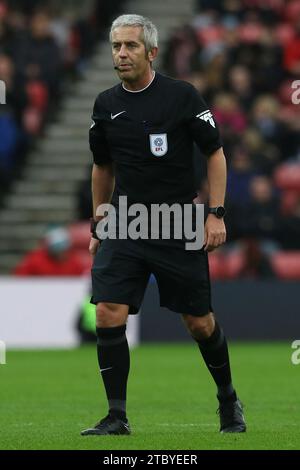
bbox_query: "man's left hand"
[203,214,226,252]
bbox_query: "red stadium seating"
[68,222,91,249]
[275,23,295,45]
[271,251,300,279]
[280,190,299,215]
[26,81,49,111]
[278,79,297,105]
[68,222,92,274]
[23,108,43,135]
[72,249,92,273]
[284,0,300,25]
[274,164,300,191]
[208,252,225,279]
[208,251,246,280]
[224,251,245,279]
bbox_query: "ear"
[148,47,158,63]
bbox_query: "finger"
[215,234,222,247]
[89,240,99,256]
[91,246,99,258]
[204,233,210,250]
[218,232,226,246]
[203,226,208,246]
[213,233,226,249]
[215,232,225,246]
[207,245,216,252]
[207,233,223,251]
[89,244,95,255]
[204,233,215,251]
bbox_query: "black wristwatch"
[90,218,100,240]
[208,206,226,219]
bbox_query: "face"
[31,13,50,38]
[111,26,157,86]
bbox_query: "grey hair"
[110,14,158,52]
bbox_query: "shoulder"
[157,73,197,98]
[94,84,120,109]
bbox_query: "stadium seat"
[23,107,43,135]
[71,249,92,273]
[68,222,91,249]
[284,0,300,25]
[208,252,225,280]
[26,81,49,111]
[224,251,245,279]
[274,164,300,191]
[278,79,296,105]
[238,22,264,43]
[209,251,246,280]
[271,251,300,280]
[275,24,295,45]
[280,190,299,215]
[196,25,224,46]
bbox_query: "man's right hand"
[89,237,100,257]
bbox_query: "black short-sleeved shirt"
[89,72,222,205]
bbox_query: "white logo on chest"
[149,133,168,157]
[111,111,126,120]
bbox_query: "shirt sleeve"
[185,85,222,156]
[89,96,112,165]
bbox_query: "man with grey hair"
[81,14,246,436]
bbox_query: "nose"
[119,44,128,58]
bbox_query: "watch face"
[216,206,226,218]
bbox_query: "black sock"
[195,321,237,403]
[96,325,130,420]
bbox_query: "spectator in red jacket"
[14,226,85,276]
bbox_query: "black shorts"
[91,237,213,317]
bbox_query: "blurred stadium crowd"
[162,0,300,277]
[1,0,299,279]
[0,0,122,196]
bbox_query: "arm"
[204,147,227,251]
[92,163,115,219]
[89,93,114,256]
[89,162,115,256]
[184,84,226,251]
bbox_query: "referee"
[81,14,246,436]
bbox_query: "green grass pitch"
[0,343,299,450]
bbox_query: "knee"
[96,303,128,328]
[184,313,215,341]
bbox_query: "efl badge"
[196,110,216,128]
[149,133,168,157]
